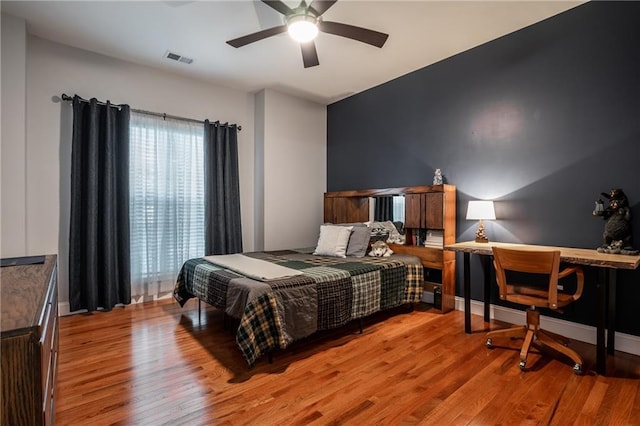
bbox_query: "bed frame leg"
[268,351,273,364]
[359,319,364,334]
[198,298,201,323]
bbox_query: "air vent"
[164,51,193,65]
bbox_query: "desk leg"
[596,269,607,375]
[464,252,471,334]
[607,269,616,355]
[480,255,491,323]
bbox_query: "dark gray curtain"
[69,96,131,312]
[374,196,394,221]
[204,120,243,255]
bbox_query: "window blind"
[129,112,205,298]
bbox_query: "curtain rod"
[60,93,241,131]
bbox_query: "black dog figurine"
[592,188,638,255]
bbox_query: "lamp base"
[475,219,489,243]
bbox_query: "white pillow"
[313,225,354,258]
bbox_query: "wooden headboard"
[323,184,457,313]
[324,184,455,235]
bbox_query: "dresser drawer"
[41,275,58,425]
[40,307,53,388]
[40,280,57,392]
[43,348,56,426]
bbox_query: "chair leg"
[536,330,584,371]
[485,308,538,347]
[486,324,527,349]
[519,328,535,370]
[518,309,541,370]
[486,309,538,370]
[485,308,583,373]
[486,325,527,340]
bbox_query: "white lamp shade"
[466,200,496,220]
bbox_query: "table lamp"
[466,200,496,243]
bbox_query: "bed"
[173,245,423,367]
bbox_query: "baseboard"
[58,293,173,317]
[59,302,71,316]
[454,296,640,357]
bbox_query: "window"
[129,113,204,298]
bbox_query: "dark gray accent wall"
[327,2,640,335]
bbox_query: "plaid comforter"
[174,250,423,367]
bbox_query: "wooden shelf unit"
[324,184,456,313]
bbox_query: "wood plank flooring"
[55,299,640,425]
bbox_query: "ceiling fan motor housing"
[286,11,320,43]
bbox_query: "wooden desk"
[445,241,640,375]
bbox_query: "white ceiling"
[2,0,583,105]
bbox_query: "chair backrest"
[492,247,562,309]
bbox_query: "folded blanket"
[203,254,304,282]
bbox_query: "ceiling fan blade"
[261,0,294,16]
[308,0,337,16]
[318,21,389,48]
[301,41,320,68]
[226,25,288,48]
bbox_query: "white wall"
[257,89,327,250]
[1,13,27,257]
[254,91,266,251]
[1,14,328,312]
[20,32,256,309]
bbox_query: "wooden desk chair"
[486,247,584,375]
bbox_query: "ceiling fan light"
[287,15,318,43]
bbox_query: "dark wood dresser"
[1,255,58,425]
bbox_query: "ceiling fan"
[226,0,389,68]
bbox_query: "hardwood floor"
[56,299,640,425]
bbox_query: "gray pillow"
[330,223,371,257]
[347,225,371,257]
